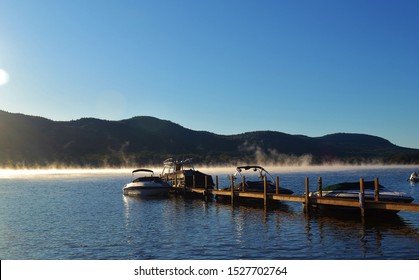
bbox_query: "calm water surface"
[0,166,418,259]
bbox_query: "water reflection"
[185,194,419,259]
[305,209,419,259]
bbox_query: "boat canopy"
[132,168,154,174]
[235,165,271,178]
[236,165,268,172]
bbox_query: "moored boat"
[228,165,294,194]
[309,181,414,203]
[160,158,215,189]
[309,181,414,214]
[123,169,172,197]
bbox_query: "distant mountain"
[1,110,418,167]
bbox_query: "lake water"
[0,166,418,260]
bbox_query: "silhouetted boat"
[160,158,214,189]
[123,169,171,197]
[229,165,294,194]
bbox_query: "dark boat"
[309,181,414,214]
[229,165,294,194]
[216,165,294,207]
[160,158,214,189]
[309,181,414,203]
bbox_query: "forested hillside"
[1,110,418,167]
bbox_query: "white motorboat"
[309,181,414,203]
[123,169,172,197]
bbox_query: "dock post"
[182,175,186,193]
[263,176,268,210]
[230,176,234,206]
[276,176,279,195]
[242,176,246,192]
[318,177,322,197]
[204,175,208,202]
[374,178,379,202]
[359,178,365,217]
[305,177,310,210]
[215,175,219,190]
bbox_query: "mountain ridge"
[1,110,418,167]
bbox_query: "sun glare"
[0,69,10,86]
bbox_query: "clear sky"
[0,0,418,148]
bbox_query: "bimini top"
[236,165,268,172]
[132,169,154,175]
[234,165,271,178]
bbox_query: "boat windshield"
[161,158,194,175]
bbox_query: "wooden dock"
[171,175,419,216]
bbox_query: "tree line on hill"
[1,110,419,168]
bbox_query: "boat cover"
[323,181,385,191]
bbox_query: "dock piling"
[230,176,234,205]
[305,177,310,210]
[204,175,208,202]
[359,178,365,217]
[318,177,322,197]
[374,178,379,202]
[263,176,268,210]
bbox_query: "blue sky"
[1,0,418,148]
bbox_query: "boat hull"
[310,190,414,204]
[309,189,414,214]
[123,182,171,197]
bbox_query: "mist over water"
[1,162,418,179]
[0,163,417,179]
